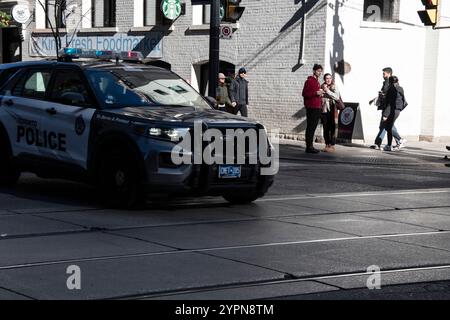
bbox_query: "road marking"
[194,230,450,252]
[258,188,450,203]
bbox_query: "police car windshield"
[86,68,210,109]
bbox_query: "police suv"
[0,49,275,208]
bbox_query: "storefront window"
[92,0,116,27]
[192,4,210,25]
[363,0,400,23]
[45,0,66,29]
[144,0,163,26]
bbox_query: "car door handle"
[4,99,13,106]
[46,108,57,115]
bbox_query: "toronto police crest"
[75,115,86,136]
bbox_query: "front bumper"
[139,137,274,197]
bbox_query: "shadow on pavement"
[0,175,233,212]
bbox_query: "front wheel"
[98,154,145,209]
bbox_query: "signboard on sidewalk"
[337,103,363,142]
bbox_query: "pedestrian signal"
[222,0,245,23]
[418,0,438,27]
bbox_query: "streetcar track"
[1,192,449,242]
[2,230,450,271]
[116,264,450,300]
[0,286,36,300]
[1,204,449,242]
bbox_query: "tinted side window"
[12,69,52,99]
[0,68,20,90]
[50,69,92,107]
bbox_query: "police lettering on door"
[17,125,67,152]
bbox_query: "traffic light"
[418,0,438,27]
[222,0,245,23]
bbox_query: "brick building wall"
[20,0,450,141]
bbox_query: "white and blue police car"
[0,49,275,208]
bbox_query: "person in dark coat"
[302,64,324,154]
[383,76,407,152]
[229,67,249,117]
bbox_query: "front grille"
[186,124,263,190]
[191,124,261,166]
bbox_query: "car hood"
[104,106,260,127]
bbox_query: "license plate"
[218,165,241,179]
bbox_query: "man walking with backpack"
[369,67,406,150]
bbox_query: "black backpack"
[399,90,408,111]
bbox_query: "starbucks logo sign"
[161,0,181,21]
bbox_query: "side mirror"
[205,96,217,109]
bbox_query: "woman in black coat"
[383,76,406,152]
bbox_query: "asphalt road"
[1,142,450,300]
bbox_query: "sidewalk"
[278,139,450,167]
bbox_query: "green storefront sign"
[161,0,182,21]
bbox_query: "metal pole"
[208,0,220,98]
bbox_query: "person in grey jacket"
[229,67,249,117]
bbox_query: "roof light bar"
[61,47,82,57]
[59,48,143,62]
[118,51,144,61]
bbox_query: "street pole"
[208,0,220,98]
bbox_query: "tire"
[0,136,20,187]
[98,153,145,209]
[223,192,260,205]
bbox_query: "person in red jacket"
[302,64,324,153]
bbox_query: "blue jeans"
[375,124,401,146]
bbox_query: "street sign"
[219,25,232,39]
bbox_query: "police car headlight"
[148,127,190,142]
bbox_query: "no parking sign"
[219,25,233,39]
